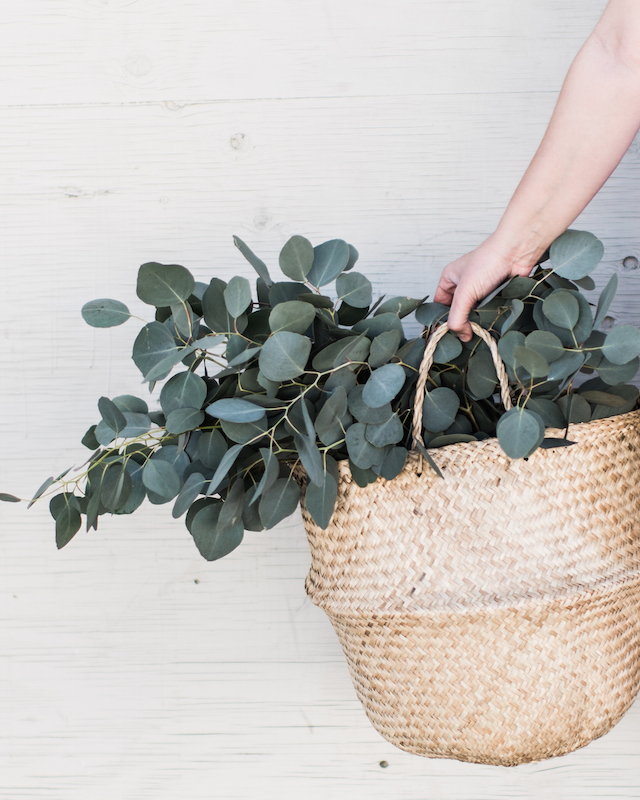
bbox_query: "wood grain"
[1,0,640,796]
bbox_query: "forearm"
[492,20,640,270]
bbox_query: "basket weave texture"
[300,324,640,766]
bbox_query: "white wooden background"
[1,1,640,798]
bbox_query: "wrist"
[483,228,550,276]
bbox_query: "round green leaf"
[597,356,640,385]
[312,335,370,372]
[233,235,273,286]
[513,346,550,379]
[137,262,195,307]
[56,505,82,549]
[501,277,538,299]
[498,330,526,370]
[306,239,350,287]
[0,493,21,503]
[369,329,402,368]
[500,299,524,334]
[365,414,404,447]
[362,363,405,408]
[349,461,378,487]
[206,398,267,423]
[268,300,316,334]
[132,322,180,381]
[160,371,207,415]
[466,351,498,399]
[259,478,301,528]
[259,331,312,381]
[220,416,268,444]
[421,387,460,433]
[100,464,133,512]
[547,350,586,382]
[165,408,205,435]
[542,290,579,330]
[433,332,463,364]
[415,302,449,328]
[191,503,244,561]
[372,446,407,480]
[196,430,228,470]
[556,393,592,424]
[223,276,252,319]
[428,434,476,447]
[81,425,100,450]
[524,331,565,363]
[550,230,604,280]
[112,395,149,414]
[81,298,131,328]
[295,433,324,487]
[579,390,627,408]
[347,385,393,424]
[374,296,422,318]
[172,472,206,519]
[345,423,385,469]
[315,386,348,436]
[279,235,314,281]
[142,460,181,501]
[352,312,404,340]
[98,396,127,434]
[496,407,545,458]
[336,272,373,308]
[525,398,566,428]
[49,492,81,519]
[601,325,640,365]
[305,472,338,529]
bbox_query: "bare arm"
[434,0,640,341]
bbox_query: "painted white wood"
[1,0,640,797]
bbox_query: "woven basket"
[300,322,640,766]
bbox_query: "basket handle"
[411,322,513,451]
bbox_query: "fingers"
[447,290,476,342]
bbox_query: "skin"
[434,0,640,341]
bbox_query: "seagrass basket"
[300,322,640,766]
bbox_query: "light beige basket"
[300,322,640,766]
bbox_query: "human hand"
[433,238,535,342]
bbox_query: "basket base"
[321,577,640,766]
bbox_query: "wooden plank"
[0,0,605,105]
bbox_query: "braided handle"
[411,322,512,451]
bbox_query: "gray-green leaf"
[542,290,579,330]
[601,325,640,365]
[336,272,373,308]
[362,363,405,408]
[81,298,131,328]
[496,407,545,458]
[550,229,604,280]
[224,276,252,319]
[421,387,460,433]
[268,300,316,334]
[206,398,267,423]
[306,239,350,287]
[137,262,195,307]
[279,235,314,281]
[191,503,244,561]
[305,472,338,529]
[233,235,273,286]
[259,331,312,381]
[259,478,300,528]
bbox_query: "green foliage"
[13,230,639,561]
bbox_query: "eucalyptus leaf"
[206,398,267,423]
[372,446,407,480]
[362,363,405,407]
[220,416,267,445]
[421,387,460,433]
[352,312,404,340]
[594,274,618,329]
[56,505,82,549]
[250,448,280,505]
[374,296,424,318]
[0,493,21,503]
[81,425,100,450]
[496,407,545,458]
[160,371,207,415]
[196,430,228,470]
[205,443,244,497]
[557,393,592,423]
[98,396,127,435]
[524,331,565,363]
[547,350,586,382]
[29,476,54,508]
[100,464,133,512]
[433,332,463,364]
[525,398,566,428]
[305,471,338,529]
[315,386,348,436]
[428,434,476,447]
[597,356,640,385]
[345,423,385,469]
[233,235,273,286]
[259,332,312,381]
[601,325,640,365]
[137,262,195,307]
[349,461,378,487]
[513,346,550,379]
[336,272,373,308]
[466,351,498,399]
[307,239,350,287]
[224,276,252,319]
[172,472,206,519]
[365,414,404,447]
[294,433,324,487]
[500,299,524,334]
[142,460,181,501]
[268,300,316,334]
[369,329,402,368]
[579,390,627,408]
[259,478,300,528]
[165,408,205,435]
[550,229,604,280]
[82,298,131,328]
[415,302,449,328]
[218,479,245,532]
[132,322,180,381]
[348,385,393,424]
[279,235,314,281]
[112,395,149,414]
[542,290,579,330]
[191,503,244,561]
